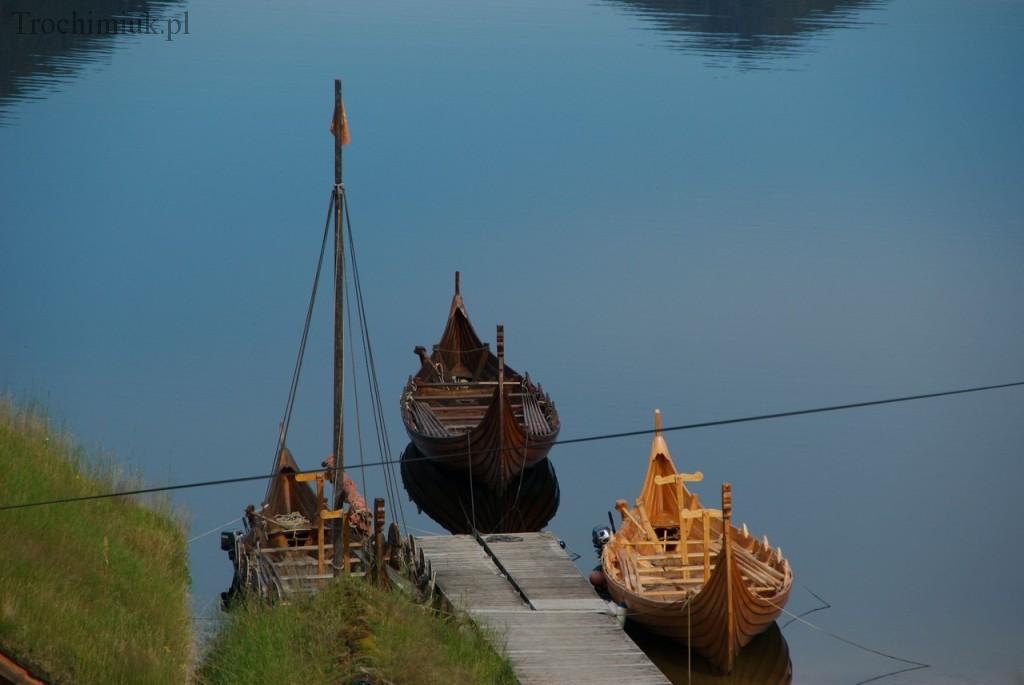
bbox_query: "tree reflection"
[606,0,887,67]
[0,0,185,123]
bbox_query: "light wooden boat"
[400,272,560,491]
[602,410,793,673]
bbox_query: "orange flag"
[330,99,351,145]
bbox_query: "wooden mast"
[496,324,505,485]
[331,78,346,574]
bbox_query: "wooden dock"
[411,532,670,685]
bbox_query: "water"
[2,0,1023,681]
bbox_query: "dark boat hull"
[405,384,558,491]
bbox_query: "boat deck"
[411,532,670,685]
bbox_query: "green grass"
[0,399,192,684]
[198,577,518,685]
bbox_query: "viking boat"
[400,273,560,491]
[602,410,793,673]
[222,441,373,602]
[400,442,559,534]
[221,80,376,602]
[223,446,333,600]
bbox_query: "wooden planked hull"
[400,442,559,533]
[605,537,792,672]
[405,384,558,490]
[402,273,559,491]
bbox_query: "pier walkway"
[410,532,669,685]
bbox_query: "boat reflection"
[0,0,185,123]
[400,442,560,534]
[627,620,792,684]
[605,0,887,67]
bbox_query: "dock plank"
[413,533,669,684]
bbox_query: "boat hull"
[404,385,558,490]
[604,543,792,672]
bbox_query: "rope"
[345,198,398,519]
[769,600,929,684]
[3,379,1022,511]
[343,191,408,533]
[407,379,1024,467]
[344,271,369,499]
[558,380,1024,448]
[781,582,832,629]
[187,516,242,544]
[273,189,334,470]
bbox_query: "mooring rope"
[781,582,832,629]
[187,516,242,544]
[769,599,930,683]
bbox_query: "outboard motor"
[592,525,612,555]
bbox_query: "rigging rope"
[344,280,369,499]
[273,189,334,472]
[343,190,407,533]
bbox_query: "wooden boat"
[223,444,371,602]
[222,81,377,602]
[400,273,560,491]
[399,442,559,534]
[602,410,793,673]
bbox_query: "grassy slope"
[198,578,518,685]
[0,401,191,684]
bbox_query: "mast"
[331,79,346,565]
[496,324,505,483]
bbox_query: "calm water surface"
[2,1,1023,682]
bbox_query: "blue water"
[2,1,1022,681]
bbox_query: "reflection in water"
[605,0,886,67]
[627,620,792,684]
[400,442,560,534]
[0,0,185,123]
